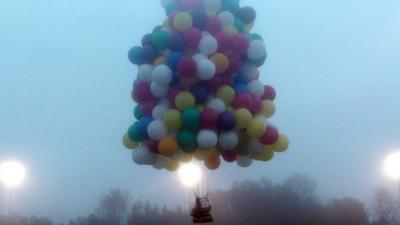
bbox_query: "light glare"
[383,152,400,180]
[0,161,26,187]
[179,163,202,188]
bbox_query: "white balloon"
[240,62,259,80]
[207,98,226,113]
[247,80,265,97]
[203,0,222,13]
[199,36,218,55]
[248,140,264,155]
[247,40,267,60]
[219,131,239,150]
[218,11,235,27]
[147,120,167,141]
[152,65,172,85]
[192,53,208,62]
[132,146,157,165]
[197,130,218,149]
[151,81,169,98]
[197,59,216,80]
[152,104,170,120]
[237,156,253,168]
[138,64,153,83]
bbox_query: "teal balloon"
[152,31,169,51]
[182,107,200,130]
[222,0,240,13]
[134,105,142,120]
[251,33,264,41]
[128,46,143,65]
[234,18,246,33]
[178,130,197,152]
[128,122,146,142]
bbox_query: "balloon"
[141,100,157,116]
[152,104,170,120]
[247,116,267,138]
[159,136,179,156]
[134,105,142,120]
[180,0,200,9]
[234,108,252,130]
[165,158,180,171]
[152,31,169,50]
[168,32,185,52]
[199,36,218,55]
[261,100,276,118]
[166,52,183,71]
[123,133,138,149]
[153,156,166,169]
[214,31,230,51]
[200,107,219,129]
[197,130,218,149]
[260,126,279,145]
[237,156,253,167]
[152,65,173,85]
[175,91,195,110]
[190,9,207,29]
[194,149,208,160]
[197,59,216,80]
[247,40,267,61]
[204,154,221,170]
[132,146,157,165]
[184,27,202,49]
[230,33,249,54]
[247,140,264,155]
[191,84,210,104]
[138,64,153,83]
[142,33,153,46]
[232,93,252,109]
[163,109,182,131]
[218,111,236,131]
[173,12,193,32]
[218,11,235,27]
[271,134,289,152]
[182,107,201,130]
[179,152,194,162]
[147,120,168,141]
[132,82,153,103]
[222,151,237,162]
[128,123,145,142]
[147,139,160,154]
[128,46,143,65]
[237,7,256,24]
[240,62,258,80]
[177,57,197,78]
[211,53,229,73]
[254,149,274,161]
[247,80,264,97]
[141,45,157,64]
[151,81,169,98]
[203,0,222,13]
[192,53,208,62]
[224,26,238,36]
[178,130,197,151]
[262,85,276,100]
[219,131,239,150]
[207,98,226,113]
[222,0,240,13]
[205,16,223,34]
[234,18,245,33]
[216,85,235,105]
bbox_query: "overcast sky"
[0,0,400,223]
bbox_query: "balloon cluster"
[123,0,289,171]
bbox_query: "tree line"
[1,175,399,225]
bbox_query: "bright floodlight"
[179,163,202,188]
[0,161,26,187]
[383,152,400,180]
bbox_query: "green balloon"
[152,31,169,51]
[134,105,142,120]
[128,122,146,142]
[178,130,197,152]
[182,107,200,130]
[234,18,246,33]
[251,33,264,41]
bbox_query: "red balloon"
[177,57,197,78]
[205,16,223,34]
[225,55,241,74]
[250,95,262,114]
[200,107,219,129]
[132,82,153,103]
[215,31,230,51]
[262,85,276,101]
[232,93,252,109]
[260,126,279,145]
[147,139,160,154]
[184,27,202,49]
[222,151,237,162]
[141,99,157,116]
[230,34,249,54]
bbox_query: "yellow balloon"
[194,149,208,161]
[234,108,252,130]
[247,116,267,138]
[163,109,182,131]
[224,26,238,36]
[211,53,229,73]
[165,159,180,172]
[122,133,138,149]
[261,100,276,118]
[154,56,166,66]
[173,12,193,32]
[254,149,274,161]
[271,134,289,153]
[175,91,195,110]
[217,85,235,105]
[179,153,193,163]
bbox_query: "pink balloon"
[132,82,153,103]
[226,55,241,74]
[250,95,262,114]
[262,85,276,101]
[222,151,237,162]
[260,126,279,145]
[141,99,157,116]
[232,93,252,109]
[184,28,202,49]
[200,107,219,129]
[177,57,197,78]
[180,0,199,9]
[147,139,160,154]
[230,34,249,54]
[215,32,230,52]
[205,16,223,34]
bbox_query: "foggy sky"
[0,0,399,223]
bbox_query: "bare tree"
[96,189,130,225]
[372,187,400,225]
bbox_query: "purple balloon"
[141,33,153,46]
[184,27,202,49]
[205,16,223,34]
[191,84,209,104]
[218,111,237,131]
[215,31,230,52]
[168,32,185,52]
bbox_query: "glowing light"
[0,161,26,187]
[179,163,202,188]
[383,152,400,180]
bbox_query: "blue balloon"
[190,9,207,29]
[168,32,185,52]
[191,84,210,104]
[166,52,183,72]
[141,33,153,46]
[138,117,153,135]
[222,0,240,13]
[171,74,181,86]
[128,46,143,65]
[234,83,249,94]
[141,45,158,64]
[165,1,181,15]
[234,74,250,85]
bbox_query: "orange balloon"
[204,154,221,170]
[211,53,229,73]
[154,56,166,66]
[159,137,179,157]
